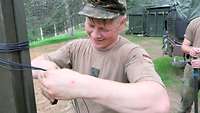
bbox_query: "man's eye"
[100,28,109,32]
[89,24,94,28]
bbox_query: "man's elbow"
[157,100,170,113]
[154,92,170,113]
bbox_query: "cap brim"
[78,4,120,19]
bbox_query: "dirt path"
[30,40,193,113]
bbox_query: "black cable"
[0,57,91,112]
[0,41,90,112]
[0,57,58,105]
[0,41,44,71]
[0,57,46,71]
[71,98,90,113]
[73,99,81,113]
[0,41,59,104]
[82,98,90,113]
[0,41,29,53]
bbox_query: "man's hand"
[189,47,200,57]
[38,69,84,100]
[189,47,200,68]
[31,60,60,79]
[191,59,200,68]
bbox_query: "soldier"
[178,16,200,113]
[32,0,170,113]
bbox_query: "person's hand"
[189,47,200,57]
[31,60,60,79]
[38,69,84,100]
[191,59,200,68]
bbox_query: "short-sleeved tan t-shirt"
[184,17,200,47]
[46,36,164,113]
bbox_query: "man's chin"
[94,45,105,49]
[93,44,107,50]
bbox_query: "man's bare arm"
[39,69,170,113]
[181,38,192,54]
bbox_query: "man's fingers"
[32,70,42,79]
[191,59,200,68]
[41,89,55,103]
[38,72,47,82]
[38,72,58,104]
[39,79,56,104]
[32,69,47,79]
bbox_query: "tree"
[24,0,67,39]
[64,0,84,36]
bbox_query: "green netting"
[175,0,200,20]
[153,0,200,20]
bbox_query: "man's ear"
[118,16,127,33]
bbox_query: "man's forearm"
[81,76,170,113]
[181,44,192,54]
[38,69,170,113]
[181,38,192,54]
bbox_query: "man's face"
[85,17,121,49]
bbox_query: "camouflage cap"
[78,0,126,19]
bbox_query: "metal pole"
[0,0,37,113]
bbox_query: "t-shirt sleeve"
[45,41,74,69]
[184,20,195,43]
[125,47,164,86]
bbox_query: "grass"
[30,30,87,48]
[154,56,183,86]
[125,34,183,87]
[125,34,162,44]
[125,34,163,55]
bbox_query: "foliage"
[24,0,66,29]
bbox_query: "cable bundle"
[0,41,90,112]
[0,41,45,71]
[0,41,46,70]
[0,41,29,53]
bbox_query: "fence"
[24,0,85,41]
[27,15,85,41]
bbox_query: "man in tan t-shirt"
[31,0,170,113]
[178,16,200,113]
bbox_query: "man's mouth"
[95,38,104,41]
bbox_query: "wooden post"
[54,24,57,36]
[0,0,37,113]
[40,27,44,40]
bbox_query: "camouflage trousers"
[178,64,200,113]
